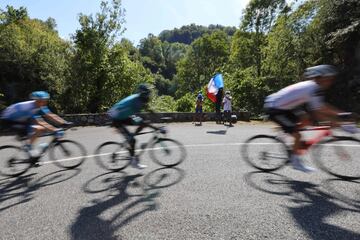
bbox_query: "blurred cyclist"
[1,91,69,153]
[108,84,165,169]
[264,65,354,172]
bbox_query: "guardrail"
[61,111,250,126]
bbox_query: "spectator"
[222,90,233,126]
[194,91,204,125]
[215,88,223,124]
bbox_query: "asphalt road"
[1,122,360,240]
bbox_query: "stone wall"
[61,111,250,126]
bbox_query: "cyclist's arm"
[33,116,58,131]
[313,104,343,126]
[44,113,67,126]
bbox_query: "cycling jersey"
[264,80,324,111]
[1,100,50,122]
[108,94,145,120]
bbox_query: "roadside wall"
[61,111,250,126]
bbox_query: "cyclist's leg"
[267,108,300,151]
[268,108,315,172]
[29,125,46,145]
[113,119,135,156]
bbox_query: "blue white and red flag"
[206,73,224,103]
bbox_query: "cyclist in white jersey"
[264,65,349,172]
[1,91,68,151]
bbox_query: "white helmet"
[304,65,338,79]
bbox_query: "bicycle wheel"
[49,140,86,169]
[242,135,290,172]
[0,145,32,177]
[149,138,186,167]
[313,136,360,180]
[94,141,131,171]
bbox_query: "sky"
[1,0,250,45]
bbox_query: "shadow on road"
[245,171,360,240]
[0,169,81,213]
[322,178,360,208]
[70,166,185,240]
[206,129,228,135]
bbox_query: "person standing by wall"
[222,90,233,126]
[194,91,204,125]
[215,88,223,124]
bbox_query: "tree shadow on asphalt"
[0,169,81,213]
[245,171,360,240]
[70,166,185,240]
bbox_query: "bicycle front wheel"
[242,135,290,172]
[149,138,186,167]
[0,145,32,177]
[313,137,360,180]
[49,140,87,169]
[94,141,130,171]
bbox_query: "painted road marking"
[41,142,360,165]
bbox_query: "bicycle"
[94,125,186,171]
[0,126,87,177]
[242,124,360,180]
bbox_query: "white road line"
[41,142,360,165]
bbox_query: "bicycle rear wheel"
[0,145,32,177]
[49,140,87,169]
[313,137,360,180]
[242,135,290,172]
[95,141,130,171]
[149,138,186,167]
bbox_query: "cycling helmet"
[304,65,338,79]
[136,84,151,101]
[225,90,231,95]
[29,91,50,100]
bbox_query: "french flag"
[206,73,224,103]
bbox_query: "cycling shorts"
[265,108,305,134]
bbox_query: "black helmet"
[304,65,338,79]
[137,84,151,102]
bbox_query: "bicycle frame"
[18,130,69,161]
[298,126,332,151]
[134,128,166,155]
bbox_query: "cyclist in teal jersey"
[108,84,165,169]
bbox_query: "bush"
[176,93,195,112]
[151,95,177,112]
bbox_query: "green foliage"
[67,0,129,113]
[0,7,71,111]
[151,95,177,112]
[174,93,194,112]
[176,30,231,96]
[227,67,271,114]
[159,24,236,44]
[0,5,28,24]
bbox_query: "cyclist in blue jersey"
[1,91,69,153]
[108,84,165,169]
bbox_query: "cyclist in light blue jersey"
[108,84,164,169]
[1,91,69,151]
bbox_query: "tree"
[0,5,28,24]
[240,0,288,76]
[0,6,71,111]
[69,0,127,113]
[176,30,230,96]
